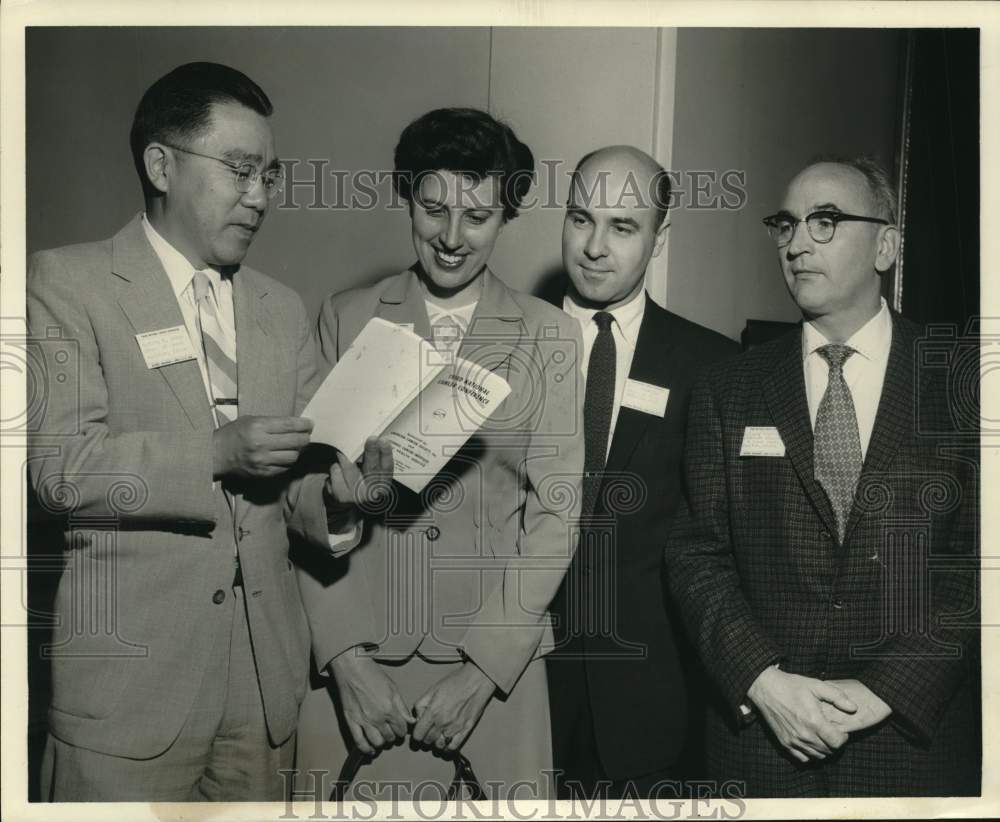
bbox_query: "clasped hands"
[211,415,393,508]
[330,652,496,756]
[747,666,891,763]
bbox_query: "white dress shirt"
[564,288,646,459]
[142,215,235,407]
[802,298,893,459]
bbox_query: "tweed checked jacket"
[665,313,979,796]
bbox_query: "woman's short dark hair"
[130,61,272,199]
[393,107,535,222]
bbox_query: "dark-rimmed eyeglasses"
[162,143,285,199]
[762,210,889,247]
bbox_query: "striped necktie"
[813,343,862,542]
[192,270,238,427]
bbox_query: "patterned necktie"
[813,343,862,542]
[581,311,616,520]
[192,270,238,427]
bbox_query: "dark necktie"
[813,343,863,542]
[581,311,616,520]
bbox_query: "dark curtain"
[897,27,982,796]
[899,29,979,329]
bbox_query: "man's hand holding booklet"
[302,318,512,493]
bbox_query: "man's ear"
[650,215,670,259]
[875,224,901,273]
[143,144,171,195]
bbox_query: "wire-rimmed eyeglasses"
[162,143,285,199]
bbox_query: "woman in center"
[294,107,584,799]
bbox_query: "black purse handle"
[328,744,486,802]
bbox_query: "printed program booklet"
[302,317,512,493]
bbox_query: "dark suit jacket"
[665,313,980,796]
[547,291,738,780]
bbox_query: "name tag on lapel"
[621,379,669,417]
[135,326,197,369]
[397,322,415,333]
[740,426,786,457]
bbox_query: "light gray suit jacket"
[27,215,333,758]
[296,268,585,695]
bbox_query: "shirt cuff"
[326,509,363,555]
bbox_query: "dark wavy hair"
[130,62,272,199]
[392,107,535,222]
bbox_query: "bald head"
[562,145,671,310]
[572,145,671,228]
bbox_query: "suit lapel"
[112,216,212,431]
[762,329,840,539]
[232,269,282,528]
[376,268,525,382]
[375,269,433,341]
[457,268,524,384]
[842,313,916,542]
[604,296,667,474]
[232,270,275,417]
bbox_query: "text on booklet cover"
[302,317,512,492]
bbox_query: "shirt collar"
[141,214,222,298]
[563,287,646,350]
[802,297,892,364]
[424,298,478,326]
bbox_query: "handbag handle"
[328,744,486,801]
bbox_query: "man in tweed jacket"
[665,158,979,796]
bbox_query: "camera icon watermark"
[915,317,995,438]
[416,318,581,439]
[0,321,80,437]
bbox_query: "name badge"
[135,326,197,369]
[398,322,415,334]
[740,426,786,457]
[621,379,669,417]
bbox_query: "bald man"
[543,146,738,797]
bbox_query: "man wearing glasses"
[27,62,391,801]
[665,158,978,795]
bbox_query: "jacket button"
[820,530,832,541]
[832,598,844,609]
[426,526,441,541]
[212,589,226,605]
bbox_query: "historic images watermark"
[273,161,749,213]
[280,768,748,820]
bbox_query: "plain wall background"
[26,26,901,340]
